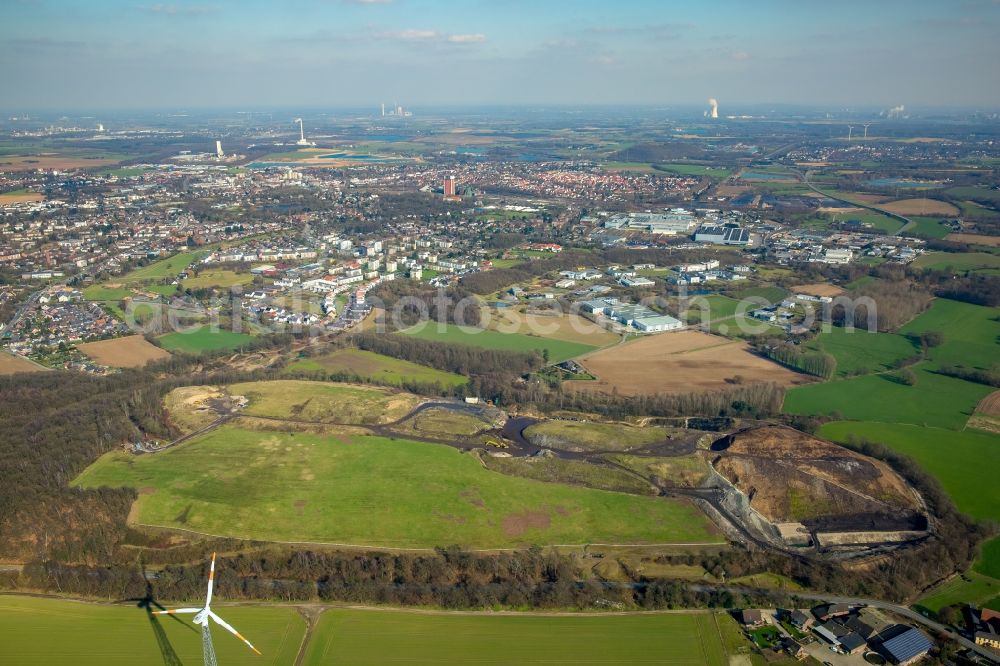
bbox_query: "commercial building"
[694,225,751,245]
[580,297,683,332]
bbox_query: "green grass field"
[786,299,999,427]
[82,284,133,301]
[784,366,992,430]
[157,325,253,354]
[957,200,1000,221]
[74,425,721,548]
[817,421,1000,521]
[682,295,741,323]
[119,250,207,284]
[916,571,1000,615]
[805,327,919,376]
[976,537,1000,579]
[842,210,905,234]
[230,379,419,424]
[399,323,598,363]
[302,609,733,666]
[180,269,253,289]
[945,187,1000,208]
[904,217,953,239]
[284,348,467,387]
[912,251,1000,272]
[0,595,305,666]
[899,298,1000,371]
[732,286,788,304]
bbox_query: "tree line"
[759,343,837,379]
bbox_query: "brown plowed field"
[566,331,809,395]
[0,193,43,204]
[791,283,845,298]
[880,198,959,216]
[78,335,171,367]
[0,352,45,375]
[975,390,1000,416]
[945,233,1000,247]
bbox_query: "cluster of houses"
[739,604,934,665]
[5,291,127,355]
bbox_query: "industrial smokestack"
[708,98,719,119]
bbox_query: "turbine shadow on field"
[121,571,194,666]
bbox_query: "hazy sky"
[2,0,999,110]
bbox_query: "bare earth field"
[712,426,922,525]
[486,309,620,346]
[945,233,1000,247]
[0,155,118,171]
[791,283,845,298]
[976,391,1000,416]
[0,351,45,375]
[77,335,171,367]
[715,184,749,197]
[567,331,808,395]
[0,192,43,204]
[817,206,863,214]
[880,198,960,216]
[968,390,1000,434]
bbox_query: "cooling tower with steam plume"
[708,98,719,119]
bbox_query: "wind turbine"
[154,553,261,666]
[847,125,854,141]
[863,123,871,139]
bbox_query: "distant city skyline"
[2,0,999,110]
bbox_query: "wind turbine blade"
[205,552,216,607]
[210,611,262,655]
[152,608,201,615]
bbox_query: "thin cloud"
[447,33,486,44]
[375,29,486,44]
[138,4,217,16]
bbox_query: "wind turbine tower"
[381,103,385,117]
[863,123,871,139]
[154,553,261,666]
[215,141,224,159]
[847,126,854,141]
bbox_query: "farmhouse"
[966,607,1000,649]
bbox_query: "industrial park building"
[694,225,751,245]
